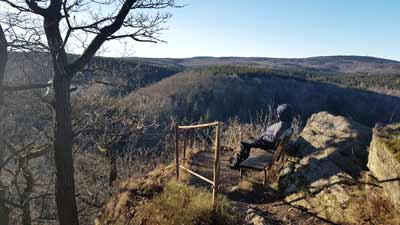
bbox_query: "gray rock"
[244,207,269,225]
[367,123,400,208]
[280,112,371,194]
[278,112,372,223]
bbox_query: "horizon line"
[117,54,400,62]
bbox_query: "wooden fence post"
[189,129,194,149]
[183,129,187,162]
[175,125,179,181]
[212,122,221,209]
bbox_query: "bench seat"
[237,128,294,185]
[239,151,273,171]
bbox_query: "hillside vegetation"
[5,53,400,97]
[122,66,400,126]
[3,53,400,225]
[4,52,182,93]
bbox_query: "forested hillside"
[123,67,400,126]
[4,52,182,93]
[5,53,400,96]
[3,53,400,225]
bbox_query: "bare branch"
[0,0,32,13]
[0,139,35,170]
[69,0,140,72]
[25,0,49,15]
[2,83,51,92]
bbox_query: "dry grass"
[223,111,302,153]
[95,164,175,225]
[133,181,241,225]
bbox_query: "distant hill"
[127,55,400,75]
[5,53,400,98]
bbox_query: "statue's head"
[277,104,293,122]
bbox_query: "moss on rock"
[368,123,400,209]
[376,124,400,163]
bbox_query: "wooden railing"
[174,121,222,209]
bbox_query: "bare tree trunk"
[109,155,118,186]
[53,72,79,225]
[21,169,33,225]
[0,24,10,225]
[0,149,10,225]
[42,10,80,224]
[0,24,7,105]
[0,189,9,225]
[20,162,33,225]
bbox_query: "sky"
[107,0,400,60]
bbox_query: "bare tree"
[0,1,177,225]
[0,24,6,104]
[0,24,10,225]
[0,137,51,225]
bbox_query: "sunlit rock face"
[368,123,400,208]
[278,112,373,223]
[280,112,372,194]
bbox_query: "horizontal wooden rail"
[179,165,214,185]
[177,121,220,129]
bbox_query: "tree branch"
[0,139,35,170]
[25,0,49,15]
[0,0,32,13]
[2,83,52,92]
[69,0,139,73]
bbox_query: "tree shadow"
[261,134,373,224]
[279,134,370,192]
[275,201,341,225]
[226,180,282,204]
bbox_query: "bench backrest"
[271,128,294,164]
[274,128,294,149]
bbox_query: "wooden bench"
[239,128,294,185]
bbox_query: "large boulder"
[278,112,373,223]
[368,123,400,208]
[280,112,372,194]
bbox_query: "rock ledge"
[368,123,400,208]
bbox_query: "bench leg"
[240,168,243,180]
[263,169,267,186]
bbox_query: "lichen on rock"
[375,123,400,162]
[368,123,400,208]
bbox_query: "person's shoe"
[228,156,240,170]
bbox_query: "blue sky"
[110,0,400,60]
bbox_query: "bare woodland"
[0,1,177,225]
[1,1,400,225]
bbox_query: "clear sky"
[108,0,400,60]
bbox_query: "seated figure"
[229,104,293,169]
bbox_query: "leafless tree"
[0,24,10,225]
[0,1,177,225]
[0,24,6,104]
[0,137,52,225]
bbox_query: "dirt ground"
[185,148,334,225]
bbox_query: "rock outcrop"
[245,208,268,225]
[368,123,400,208]
[280,112,372,194]
[278,112,373,223]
